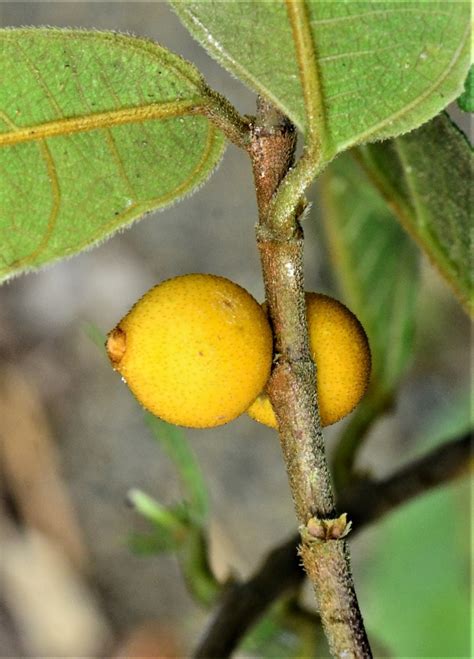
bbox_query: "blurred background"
[0,3,471,657]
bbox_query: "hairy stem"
[249,96,371,659]
[201,87,251,149]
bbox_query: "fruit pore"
[106,328,126,365]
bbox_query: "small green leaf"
[82,322,107,352]
[128,488,187,540]
[178,528,220,607]
[457,64,474,112]
[172,1,470,159]
[321,155,419,393]
[145,414,209,526]
[128,531,181,555]
[357,113,473,314]
[0,28,225,282]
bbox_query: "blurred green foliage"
[458,65,474,112]
[360,393,471,657]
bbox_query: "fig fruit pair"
[106,274,370,429]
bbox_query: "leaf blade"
[322,153,420,487]
[321,154,419,392]
[173,1,471,158]
[0,28,225,281]
[357,113,473,314]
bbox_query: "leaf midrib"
[0,27,214,147]
[0,99,205,147]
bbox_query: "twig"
[339,431,472,527]
[245,2,371,655]
[193,432,471,657]
[249,87,370,659]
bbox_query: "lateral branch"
[193,432,471,658]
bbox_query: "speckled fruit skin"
[247,293,371,429]
[106,274,273,429]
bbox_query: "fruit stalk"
[249,96,372,659]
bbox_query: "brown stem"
[340,431,472,527]
[249,97,371,658]
[193,432,471,658]
[193,540,303,659]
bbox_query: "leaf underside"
[0,29,225,282]
[173,1,471,159]
[357,113,473,314]
[321,154,419,391]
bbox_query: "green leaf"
[360,478,470,657]
[457,64,474,112]
[0,28,225,282]
[145,414,209,526]
[322,154,420,489]
[128,488,187,534]
[172,1,470,159]
[127,488,189,553]
[356,113,473,314]
[321,155,419,393]
[128,531,182,555]
[82,322,107,352]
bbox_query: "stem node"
[303,513,353,542]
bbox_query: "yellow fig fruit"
[107,274,273,428]
[247,293,371,428]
